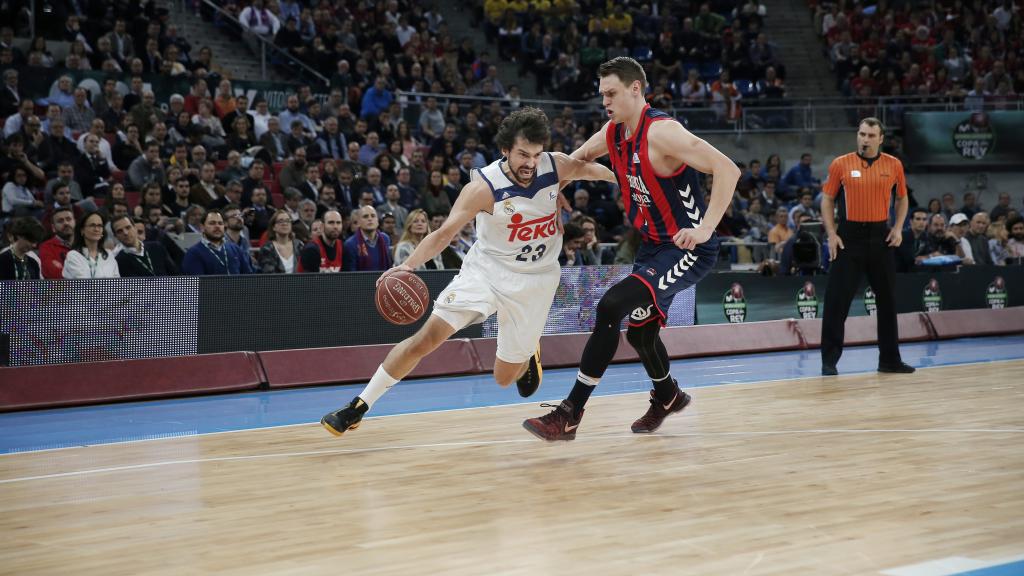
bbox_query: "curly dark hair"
[494,107,550,152]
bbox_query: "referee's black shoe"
[878,362,916,374]
[822,364,838,376]
[516,345,543,398]
[321,397,369,436]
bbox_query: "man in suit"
[73,133,112,199]
[257,116,289,162]
[0,69,22,118]
[317,116,348,160]
[191,162,227,207]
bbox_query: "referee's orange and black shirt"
[822,152,907,222]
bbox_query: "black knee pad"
[625,321,660,349]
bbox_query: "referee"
[820,117,915,376]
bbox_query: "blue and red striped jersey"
[606,105,713,245]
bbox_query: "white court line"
[881,553,1024,575]
[2,357,1022,458]
[1,428,1021,485]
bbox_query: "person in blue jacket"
[182,209,254,275]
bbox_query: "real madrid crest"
[444,292,456,304]
[503,199,515,215]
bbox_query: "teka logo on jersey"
[507,212,558,242]
[626,174,652,206]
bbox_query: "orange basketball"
[375,270,430,325]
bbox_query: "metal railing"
[394,90,1024,134]
[182,0,329,86]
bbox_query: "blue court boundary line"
[1,335,1022,455]
[953,559,1024,576]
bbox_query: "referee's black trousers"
[821,221,902,367]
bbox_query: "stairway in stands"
[762,0,850,128]
[166,0,293,84]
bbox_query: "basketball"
[375,270,430,325]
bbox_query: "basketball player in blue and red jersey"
[524,57,741,441]
[321,108,616,437]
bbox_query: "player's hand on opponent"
[828,232,845,260]
[673,225,713,250]
[377,263,413,287]
[555,184,573,234]
[885,228,902,248]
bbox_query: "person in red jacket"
[37,206,76,278]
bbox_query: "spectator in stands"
[0,217,45,280]
[296,163,321,203]
[710,69,742,125]
[419,169,452,216]
[130,91,163,139]
[360,76,393,119]
[37,205,75,278]
[767,206,793,259]
[959,192,981,219]
[940,193,957,220]
[111,215,175,276]
[916,213,959,262]
[895,207,930,272]
[343,205,391,271]
[278,94,316,138]
[4,99,34,139]
[299,208,344,273]
[190,162,225,207]
[215,204,248,253]
[258,210,304,274]
[358,131,385,166]
[226,116,257,154]
[2,166,43,218]
[63,211,119,278]
[112,123,142,170]
[376,184,409,231]
[780,154,820,200]
[947,213,974,263]
[2,133,45,186]
[77,119,115,168]
[128,142,165,191]
[318,116,348,161]
[240,0,280,37]
[191,99,227,151]
[749,33,782,80]
[0,68,21,119]
[966,212,993,266]
[245,185,273,239]
[1006,218,1024,260]
[37,118,79,176]
[359,167,387,206]
[990,193,1013,223]
[297,199,317,233]
[61,88,95,134]
[182,209,253,275]
[73,133,112,199]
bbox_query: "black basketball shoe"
[516,345,543,398]
[631,387,691,433]
[321,397,369,437]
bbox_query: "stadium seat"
[631,46,653,63]
[700,62,722,81]
[271,193,284,208]
[125,192,141,208]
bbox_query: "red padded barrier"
[260,339,480,388]
[797,312,933,348]
[926,306,1024,339]
[658,320,803,358]
[472,333,638,372]
[0,352,265,412]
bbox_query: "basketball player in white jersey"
[322,107,616,436]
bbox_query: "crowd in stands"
[478,0,786,126]
[815,0,1023,115]
[2,1,1023,281]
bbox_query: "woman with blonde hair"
[393,209,444,270]
[258,210,305,273]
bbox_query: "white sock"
[358,365,400,409]
[576,371,600,387]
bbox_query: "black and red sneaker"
[522,400,583,441]
[631,389,691,433]
[516,345,542,398]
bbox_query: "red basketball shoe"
[631,388,691,433]
[522,400,583,441]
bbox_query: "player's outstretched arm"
[385,181,492,275]
[569,122,612,162]
[551,152,616,183]
[651,121,741,249]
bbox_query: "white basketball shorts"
[433,257,560,364]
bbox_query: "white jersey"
[466,153,563,273]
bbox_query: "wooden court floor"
[1,361,1022,575]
